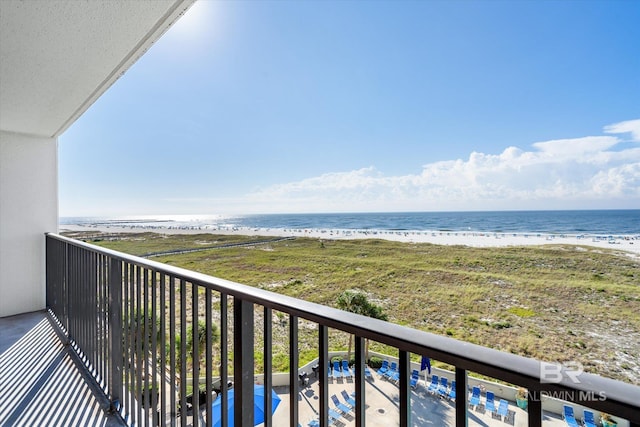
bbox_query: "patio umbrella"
[211,384,281,427]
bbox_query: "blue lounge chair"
[332,361,343,380]
[410,369,420,389]
[448,380,456,400]
[384,361,398,380]
[364,365,373,380]
[308,420,320,427]
[341,360,352,378]
[583,410,596,427]
[469,386,481,407]
[376,360,389,376]
[331,394,351,414]
[328,408,342,423]
[427,375,439,394]
[438,377,449,397]
[497,399,508,418]
[563,405,579,427]
[341,390,356,408]
[485,391,496,413]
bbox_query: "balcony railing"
[45,233,640,427]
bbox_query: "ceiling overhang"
[0,0,196,139]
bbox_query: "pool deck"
[269,373,567,427]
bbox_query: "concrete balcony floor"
[0,311,126,427]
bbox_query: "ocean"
[60,210,639,236]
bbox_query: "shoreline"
[60,224,640,257]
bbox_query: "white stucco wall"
[0,131,58,317]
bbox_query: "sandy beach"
[60,223,640,257]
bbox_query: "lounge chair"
[376,360,389,376]
[485,391,496,414]
[410,369,420,389]
[437,377,449,397]
[364,365,373,380]
[341,360,352,378]
[469,386,481,407]
[469,387,480,406]
[332,361,343,380]
[331,394,351,414]
[427,375,439,394]
[328,407,342,424]
[384,361,398,380]
[583,410,596,427]
[341,390,356,408]
[563,405,579,427]
[448,380,456,400]
[497,399,508,418]
[308,420,320,427]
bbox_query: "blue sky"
[59,0,640,217]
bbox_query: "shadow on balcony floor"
[0,310,126,427]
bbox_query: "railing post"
[354,336,365,427]
[318,325,329,427]
[289,315,299,427]
[263,307,273,427]
[398,350,410,426]
[455,367,468,427]
[64,240,70,338]
[220,294,229,427]
[234,297,254,427]
[108,257,122,413]
[528,390,542,427]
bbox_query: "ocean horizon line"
[60,209,639,237]
[60,208,639,219]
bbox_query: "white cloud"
[604,118,640,141]
[241,119,640,212]
[532,136,619,157]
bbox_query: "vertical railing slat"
[205,288,213,427]
[123,262,131,423]
[160,272,167,427]
[192,282,200,427]
[529,390,542,427]
[108,257,122,413]
[233,297,254,426]
[455,367,468,427]
[169,275,177,427]
[264,307,273,427]
[220,294,228,427]
[179,278,187,426]
[398,350,410,426]
[136,265,143,426]
[354,336,365,427]
[318,325,328,427]
[289,315,299,427]
[151,270,159,427]
[143,268,149,427]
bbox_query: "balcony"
[2,233,638,427]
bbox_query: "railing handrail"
[45,232,640,422]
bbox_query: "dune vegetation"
[65,231,640,385]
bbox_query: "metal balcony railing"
[45,233,640,427]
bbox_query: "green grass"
[69,231,640,384]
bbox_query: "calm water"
[61,210,639,236]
